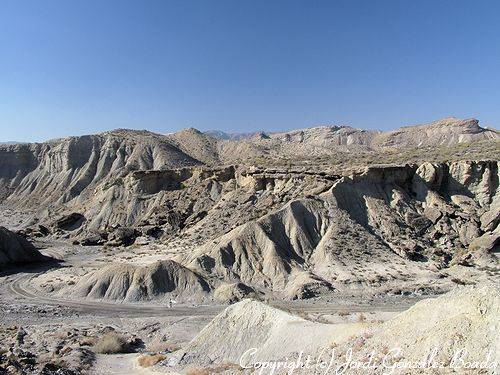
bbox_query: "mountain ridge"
[2,116,498,146]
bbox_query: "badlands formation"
[0,227,48,270]
[0,117,498,374]
[172,284,499,374]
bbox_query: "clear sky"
[1,0,499,142]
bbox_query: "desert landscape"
[0,117,499,374]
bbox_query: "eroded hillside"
[0,119,498,301]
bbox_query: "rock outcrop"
[0,227,47,269]
[67,260,210,302]
[184,199,330,290]
[1,118,497,212]
[0,121,497,299]
[0,130,201,209]
[172,299,343,366]
[356,283,500,371]
[175,161,498,296]
[208,117,499,162]
[373,117,499,148]
[326,161,499,264]
[213,282,258,303]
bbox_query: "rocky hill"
[172,284,499,372]
[0,129,201,206]
[205,117,499,161]
[372,117,498,148]
[175,161,498,297]
[0,118,498,299]
[172,298,341,366]
[167,128,221,165]
[0,117,497,206]
[66,260,210,302]
[18,159,496,301]
[317,283,500,374]
[0,226,48,269]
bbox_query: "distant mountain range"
[177,117,499,164]
[1,117,498,172]
[204,130,260,140]
[204,117,499,147]
[0,141,25,146]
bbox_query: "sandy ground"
[93,354,177,375]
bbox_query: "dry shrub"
[137,354,165,368]
[352,336,366,351]
[93,332,131,354]
[79,337,97,347]
[147,340,180,353]
[356,313,366,322]
[52,330,71,339]
[186,368,209,375]
[363,331,373,339]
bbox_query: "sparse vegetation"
[137,354,166,368]
[186,368,210,375]
[356,313,366,323]
[93,332,132,354]
[147,340,180,353]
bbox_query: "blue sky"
[1,0,499,142]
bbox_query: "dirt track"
[1,263,422,321]
[0,236,425,323]
[2,268,224,318]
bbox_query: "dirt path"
[3,269,223,318]
[2,265,421,322]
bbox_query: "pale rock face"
[210,117,499,160]
[0,122,498,299]
[458,222,481,246]
[171,299,344,366]
[481,200,500,232]
[0,130,202,209]
[66,260,210,302]
[213,282,257,303]
[423,205,442,223]
[362,284,500,367]
[326,161,498,265]
[467,232,500,265]
[2,158,497,299]
[168,160,498,295]
[447,160,497,206]
[412,162,444,200]
[451,194,480,212]
[372,117,499,148]
[183,199,329,290]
